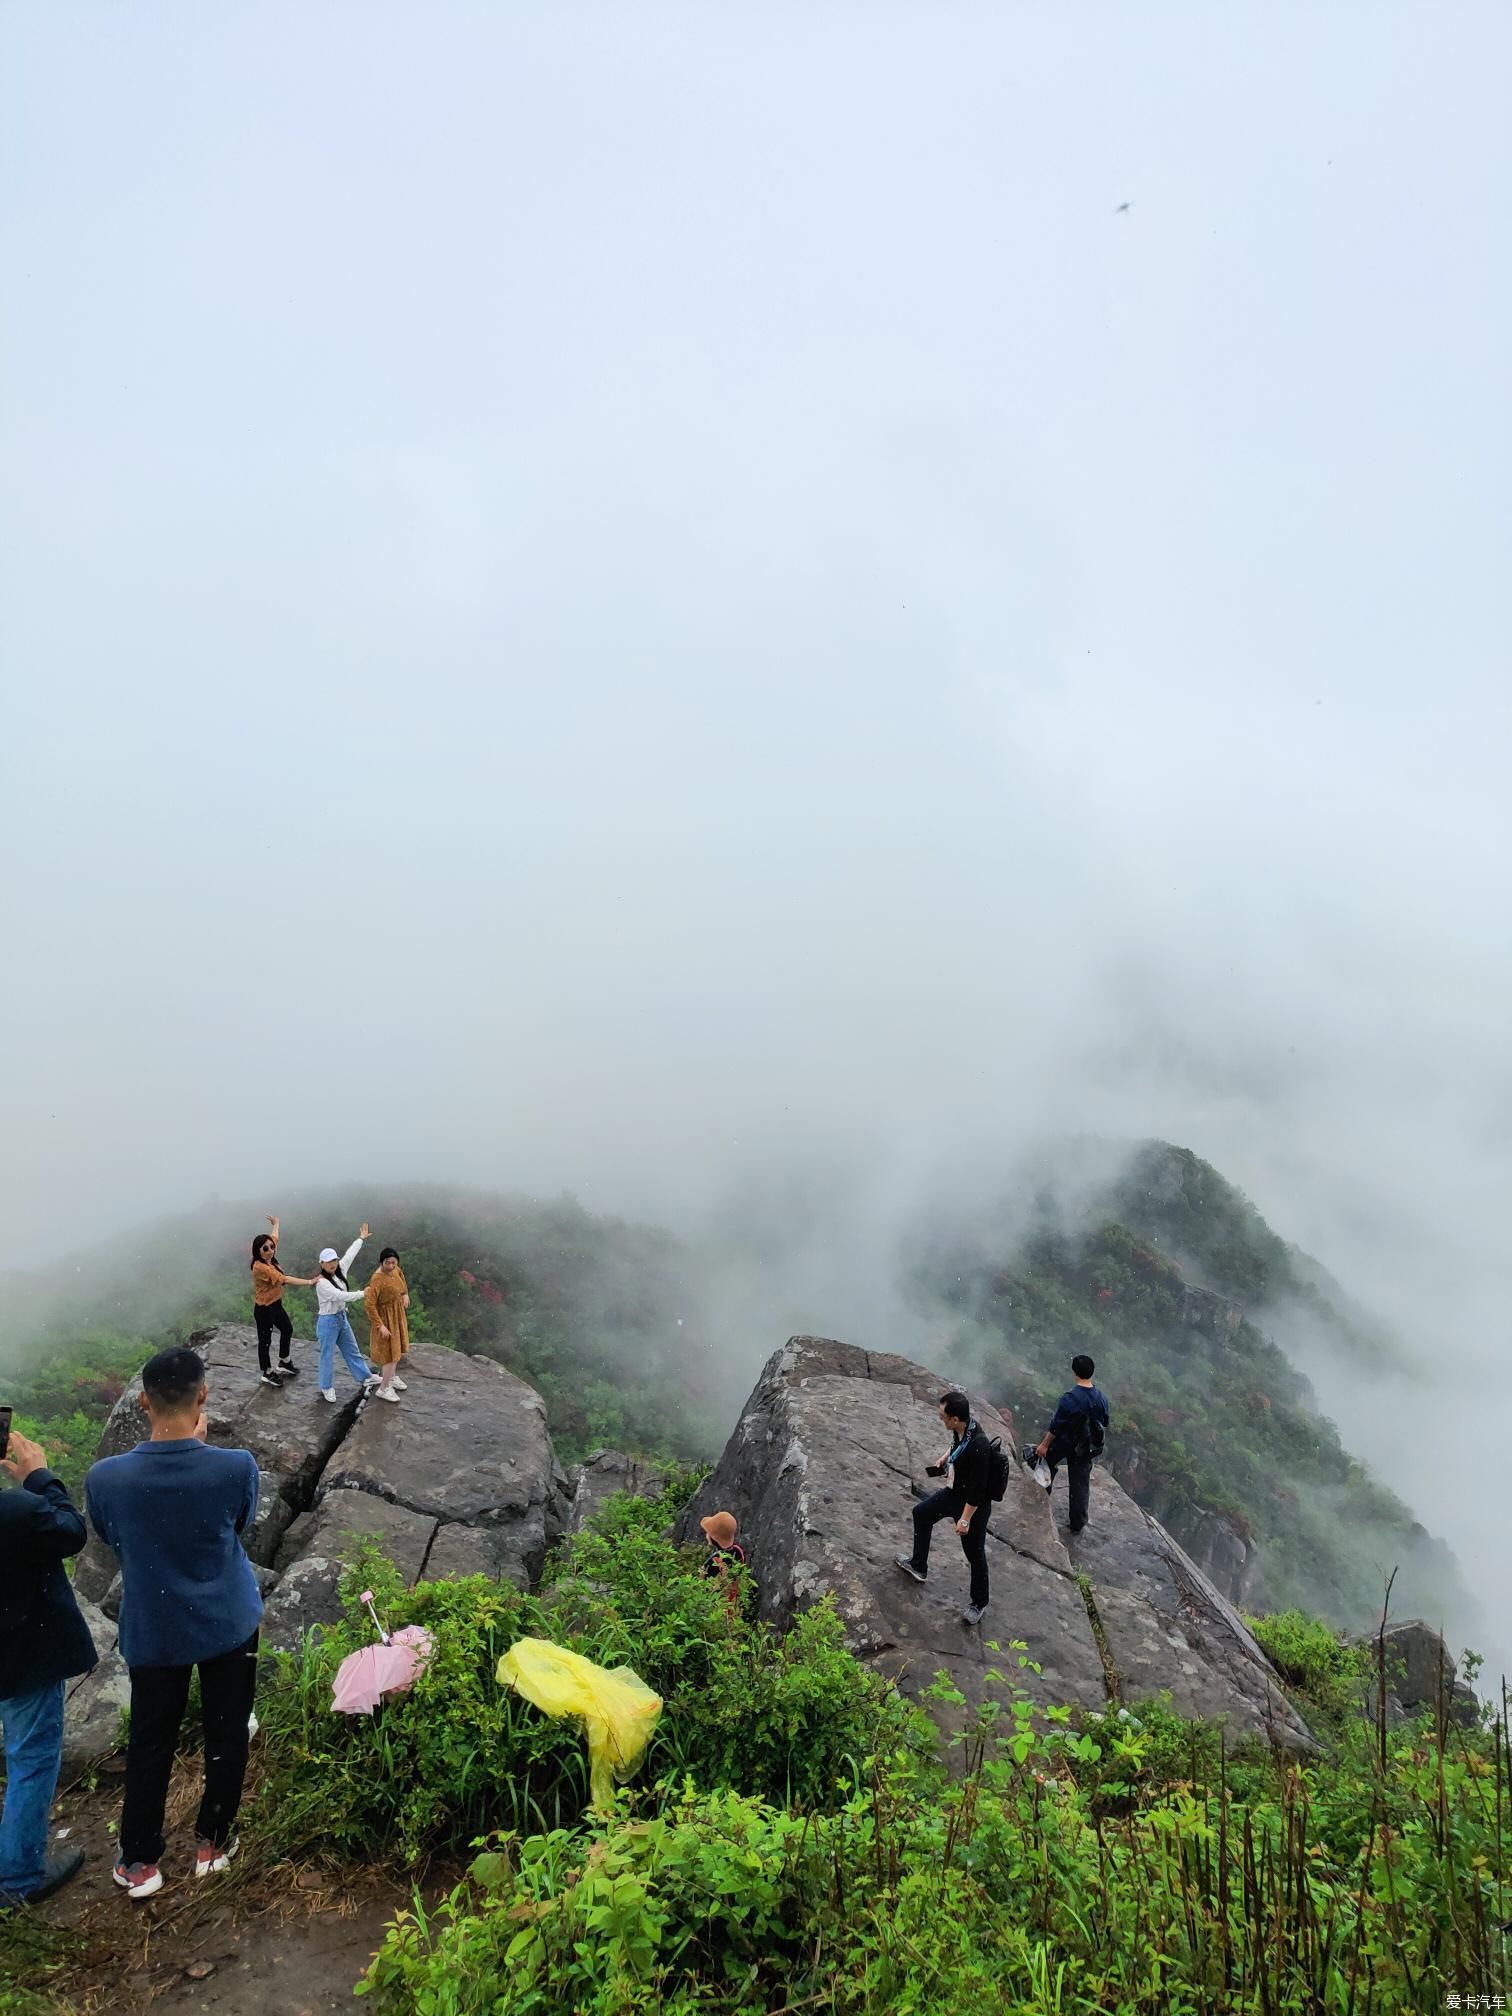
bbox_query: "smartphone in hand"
[0,1405,12,1461]
[925,1461,945,1478]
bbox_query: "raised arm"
[2,1433,87,1559]
[339,1225,368,1275]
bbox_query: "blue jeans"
[317,1313,371,1390]
[0,1679,66,1899]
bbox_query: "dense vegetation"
[3,1467,1504,2014]
[251,1480,923,1863]
[912,1142,1463,1629]
[274,1494,1506,2014]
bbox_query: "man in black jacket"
[0,1428,96,1909]
[895,1391,993,1627]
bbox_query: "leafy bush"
[1248,1606,1367,1726]
[357,1649,1511,2016]
[250,1491,925,1863]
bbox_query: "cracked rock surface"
[675,1336,1312,1748]
[64,1324,571,1761]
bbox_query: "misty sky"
[3,7,1509,1620]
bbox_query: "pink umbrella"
[331,1591,434,1716]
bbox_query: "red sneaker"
[112,1860,163,1898]
[195,1835,239,1878]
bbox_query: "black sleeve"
[18,1471,88,1560]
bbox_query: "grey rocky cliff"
[675,1336,1315,1750]
[63,1324,570,1768]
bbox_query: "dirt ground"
[1,1759,431,2015]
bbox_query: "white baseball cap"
[319,1247,339,1263]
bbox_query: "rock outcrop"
[1355,1619,1479,1730]
[676,1337,1314,1749]
[563,1449,669,1536]
[63,1325,570,1765]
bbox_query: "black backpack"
[1077,1411,1107,1462]
[987,1437,1011,1501]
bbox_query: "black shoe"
[277,1361,300,1378]
[1068,1522,1086,1535]
[893,1555,927,1584]
[259,1369,285,1388]
[7,1848,86,1907]
[963,1604,987,1627]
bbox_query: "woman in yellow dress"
[363,1247,410,1405]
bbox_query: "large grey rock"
[564,1449,669,1536]
[61,1599,129,1778]
[66,1336,573,1708]
[676,1336,1106,1735]
[1066,1471,1311,1746]
[274,1488,438,1582]
[420,1524,514,1581]
[74,1324,361,1602]
[1357,1619,1479,1729]
[320,1350,570,1586]
[677,1337,1312,1749]
[260,1349,571,1643]
[261,1489,442,1652]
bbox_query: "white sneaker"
[374,1385,400,1403]
[391,1376,407,1392]
[194,1834,239,1878]
[320,1387,338,1404]
[247,1711,259,1738]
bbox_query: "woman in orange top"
[362,1248,410,1404]
[250,1216,317,1389]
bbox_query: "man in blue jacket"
[1034,1355,1111,1536]
[85,1347,263,1900]
[0,1426,96,1910]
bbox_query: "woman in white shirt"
[315,1225,376,1403]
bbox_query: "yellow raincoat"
[496,1638,662,1812]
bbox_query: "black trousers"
[911,1488,990,1609]
[1046,1437,1094,1532]
[253,1300,294,1373]
[120,1631,259,1865]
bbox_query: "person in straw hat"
[698,1511,747,1612]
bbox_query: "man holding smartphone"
[894,1390,994,1627]
[0,1417,97,1910]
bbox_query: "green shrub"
[250,1492,925,1863]
[1248,1606,1366,1725]
[357,1656,1510,2016]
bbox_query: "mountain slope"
[908,1141,1469,1635]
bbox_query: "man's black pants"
[910,1489,990,1610]
[1046,1438,1093,1533]
[254,1300,294,1374]
[120,1632,259,1865]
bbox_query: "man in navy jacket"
[1034,1355,1111,1536]
[86,1346,263,1900]
[0,1428,96,1909]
